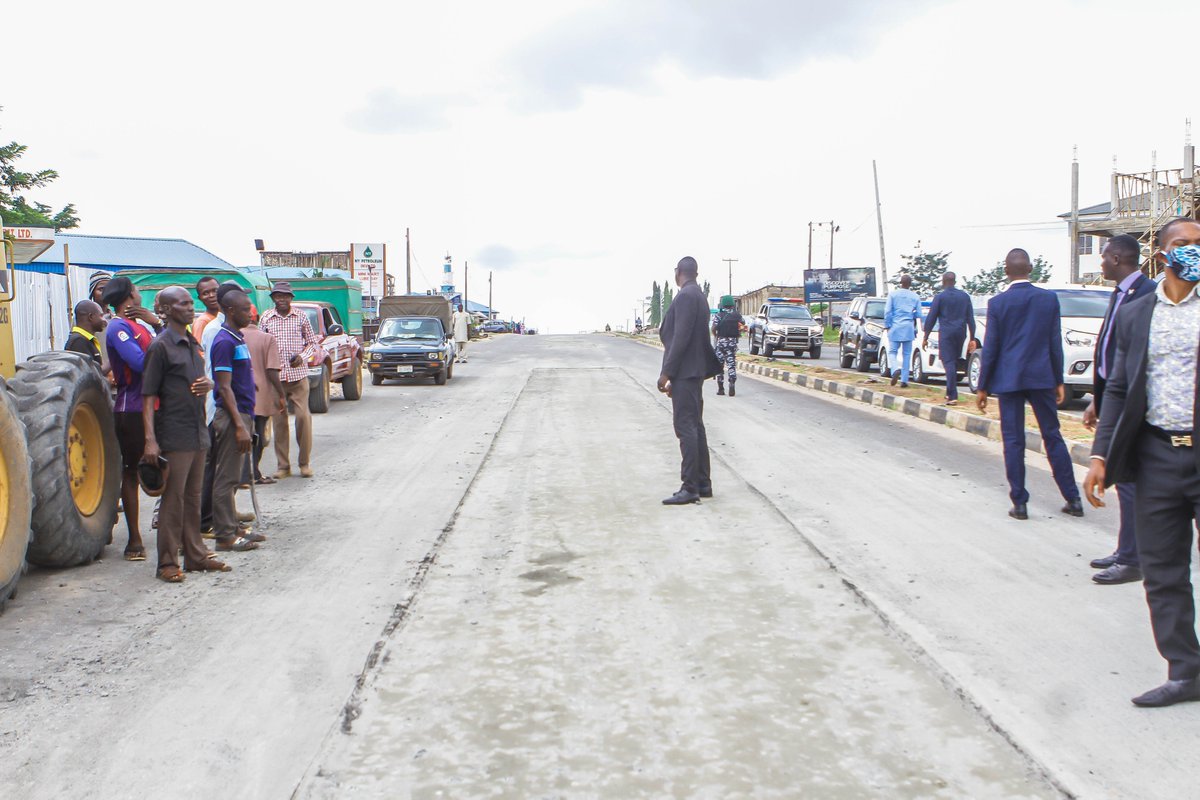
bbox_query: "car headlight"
[1064,330,1095,347]
[370,352,382,361]
[429,352,442,360]
[864,322,884,337]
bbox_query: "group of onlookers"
[66,273,322,582]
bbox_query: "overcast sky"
[5,0,1197,332]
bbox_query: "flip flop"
[254,476,277,485]
[124,548,147,562]
[155,567,185,583]
[185,557,232,573]
[216,536,259,552]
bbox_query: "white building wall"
[12,269,71,364]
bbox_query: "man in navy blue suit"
[1082,234,1156,584]
[922,271,976,406]
[976,249,1082,520]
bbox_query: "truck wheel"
[966,350,984,394]
[446,360,454,381]
[749,333,760,356]
[763,341,775,357]
[434,367,448,386]
[309,364,331,414]
[809,346,822,359]
[877,349,889,378]
[9,353,120,568]
[912,352,927,384]
[340,357,363,401]
[839,341,854,368]
[0,376,33,611]
[854,340,871,372]
[370,372,384,386]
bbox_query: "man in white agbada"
[452,305,471,363]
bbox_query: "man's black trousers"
[671,377,711,494]
[1134,433,1200,680]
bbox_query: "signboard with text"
[803,267,877,302]
[351,243,387,300]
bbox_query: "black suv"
[839,296,887,372]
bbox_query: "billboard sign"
[803,268,877,301]
[351,243,387,300]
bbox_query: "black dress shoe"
[728,385,735,397]
[1062,498,1084,517]
[1008,503,1028,520]
[1131,678,1200,707]
[1090,553,1118,569]
[1093,563,1143,584]
[662,490,700,506]
[890,370,899,386]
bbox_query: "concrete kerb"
[614,334,1094,468]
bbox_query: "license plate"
[396,365,414,374]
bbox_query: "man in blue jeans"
[976,249,1082,520]
[884,274,922,387]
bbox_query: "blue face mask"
[1165,244,1200,282]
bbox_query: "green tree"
[963,256,1053,295]
[701,280,711,306]
[662,282,674,318]
[0,116,79,230]
[892,250,951,299]
[649,282,662,327]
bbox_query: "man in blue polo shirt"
[210,289,260,553]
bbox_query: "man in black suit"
[1085,217,1200,707]
[921,271,976,406]
[1082,235,1156,585]
[658,256,721,505]
[976,249,1082,520]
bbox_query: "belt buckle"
[1170,434,1193,448]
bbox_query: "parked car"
[838,296,886,372]
[366,316,456,385]
[292,301,363,414]
[965,286,1110,406]
[891,299,986,385]
[481,320,508,334]
[748,299,824,358]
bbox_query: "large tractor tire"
[9,353,120,567]
[0,377,33,610]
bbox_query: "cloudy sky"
[5,0,1197,332]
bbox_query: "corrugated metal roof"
[33,233,235,271]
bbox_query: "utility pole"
[807,223,814,270]
[722,258,738,296]
[464,260,469,313]
[827,220,838,268]
[488,271,493,320]
[1070,146,1080,285]
[873,160,889,295]
[405,227,412,294]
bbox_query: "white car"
[965,286,1113,405]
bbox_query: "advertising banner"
[351,243,387,300]
[803,268,877,301]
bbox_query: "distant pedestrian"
[140,286,228,581]
[1085,217,1200,707]
[65,299,109,375]
[884,274,922,387]
[976,249,1082,521]
[259,281,321,479]
[88,271,112,307]
[191,276,221,345]
[711,295,743,397]
[452,304,471,363]
[658,256,722,505]
[102,276,161,561]
[209,289,261,553]
[921,272,976,405]
[1082,234,1155,585]
[241,323,286,485]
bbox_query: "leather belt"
[1146,425,1194,448]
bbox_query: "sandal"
[254,476,277,485]
[185,557,232,573]
[124,548,147,562]
[156,567,185,583]
[216,536,260,552]
[240,530,267,543]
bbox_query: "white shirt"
[452,311,470,342]
[202,312,226,426]
[1145,281,1200,431]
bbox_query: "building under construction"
[1063,136,1198,282]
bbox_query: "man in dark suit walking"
[1082,234,1156,585]
[658,256,721,505]
[1085,217,1200,707]
[976,249,1082,520]
[922,271,976,406]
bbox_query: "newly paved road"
[1,334,1195,798]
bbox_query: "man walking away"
[66,300,109,376]
[1085,217,1200,707]
[452,304,471,363]
[976,248,1082,521]
[259,281,321,479]
[921,272,976,405]
[711,295,743,397]
[191,276,220,344]
[658,256,722,505]
[241,323,286,485]
[209,289,261,553]
[884,274,922,387]
[102,277,156,562]
[141,287,228,582]
[1082,234,1155,585]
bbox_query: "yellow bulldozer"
[0,216,120,610]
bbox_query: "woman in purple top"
[101,277,162,561]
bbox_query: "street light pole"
[722,258,738,297]
[807,223,814,271]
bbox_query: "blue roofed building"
[29,232,236,275]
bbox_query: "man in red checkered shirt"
[259,281,322,478]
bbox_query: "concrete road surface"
[1,334,1196,799]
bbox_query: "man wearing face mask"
[1085,216,1200,707]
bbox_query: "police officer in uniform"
[711,295,743,396]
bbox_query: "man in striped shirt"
[259,281,321,478]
